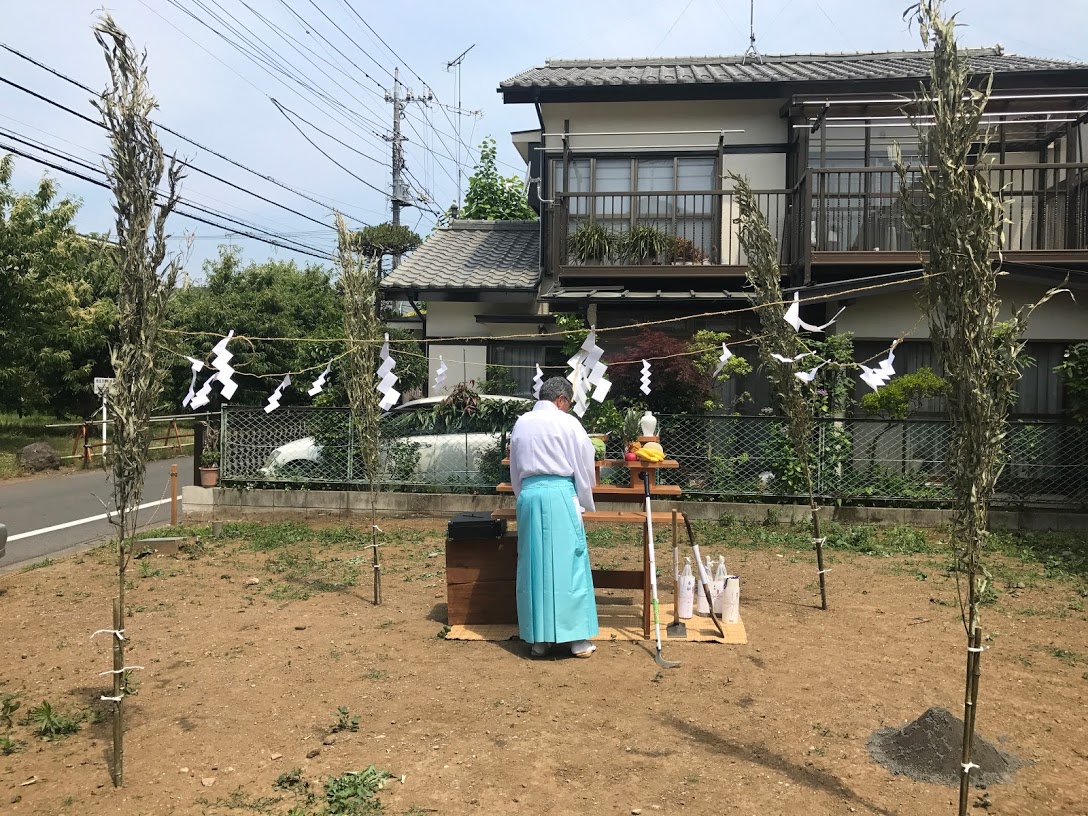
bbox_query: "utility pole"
[384,68,431,270]
[388,68,406,230]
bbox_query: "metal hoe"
[640,470,680,669]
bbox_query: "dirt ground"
[0,517,1086,816]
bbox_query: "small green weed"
[331,705,360,733]
[365,669,388,681]
[1046,646,1083,666]
[21,558,53,572]
[323,766,395,815]
[26,701,81,739]
[0,735,23,755]
[1,693,21,727]
[138,560,163,579]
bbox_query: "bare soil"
[0,518,1086,816]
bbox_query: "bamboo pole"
[111,599,124,787]
[958,607,983,813]
[811,503,828,610]
[169,465,178,526]
[371,531,382,606]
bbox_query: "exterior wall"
[539,99,788,148]
[428,343,487,397]
[835,280,1088,342]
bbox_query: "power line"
[197,0,389,131]
[274,101,391,198]
[159,0,388,147]
[1,141,333,259]
[0,41,373,225]
[271,98,389,167]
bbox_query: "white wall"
[428,343,487,397]
[835,280,1088,341]
[539,99,788,148]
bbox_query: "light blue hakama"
[515,475,599,644]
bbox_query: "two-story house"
[383,47,1088,415]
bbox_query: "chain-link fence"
[221,406,1088,507]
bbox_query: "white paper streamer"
[376,333,400,411]
[566,329,611,411]
[711,343,733,378]
[188,371,218,410]
[210,330,238,400]
[784,292,846,333]
[771,351,812,364]
[859,341,899,391]
[308,363,332,397]
[794,363,825,383]
[433,356,448,391]
[264,374,291,413]
[532,364,543,399]
[181,356,204,408]
[640,359,652,395]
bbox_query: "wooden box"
[445,534,518,625]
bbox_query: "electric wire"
[1,141,332,259]
[0,58,369,227]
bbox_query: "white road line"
[8,496,183,542]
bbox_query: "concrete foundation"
[181,486,1088,532]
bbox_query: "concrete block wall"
[181,486,1088,531]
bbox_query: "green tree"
[0,156,115,416]
[168,247,344,407]
[460,138,536,221]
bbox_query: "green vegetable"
[590,438,606,459]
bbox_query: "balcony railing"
[810,163,1088,254]
[546,163,1088,277]
[550,189,790,270]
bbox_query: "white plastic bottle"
[695,555,712,616]
[712,556,728,615]
[677,558,696,619]
[723,576,741,624]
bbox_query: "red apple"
[624,451,637,461]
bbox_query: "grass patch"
[25,701,81,739]
[21,558,54,572]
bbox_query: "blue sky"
[3,0,1086,278]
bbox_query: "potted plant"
[567,222,613,265]
[667,235,707,265]
[619,225,670,265]
[199,447,220,487]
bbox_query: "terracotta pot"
[199,466,219,488]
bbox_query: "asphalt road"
[0,456,192,571]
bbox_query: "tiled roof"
[500,48,1085,91]
[380,220,540,292]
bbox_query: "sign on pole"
[93,377,116,449]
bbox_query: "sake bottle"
[723,575,741,624]
[712,555,727,615]
[695,554,712,616]
[677,557,695,619]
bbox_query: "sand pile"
[868,707,1023,786]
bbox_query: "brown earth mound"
[868,706,1023,787]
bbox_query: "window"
[552,156,716,255]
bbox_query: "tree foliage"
[0,156,116,416]
[168,247,344,407]
[861,367,948,419]
[609,329,748,414]
[1056,342,1088,423]
[459,138,535,221]
[350,222,421,259]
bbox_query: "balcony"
[547,162,1088,284]
[548,189,795,283]
[803,163,1088,267]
